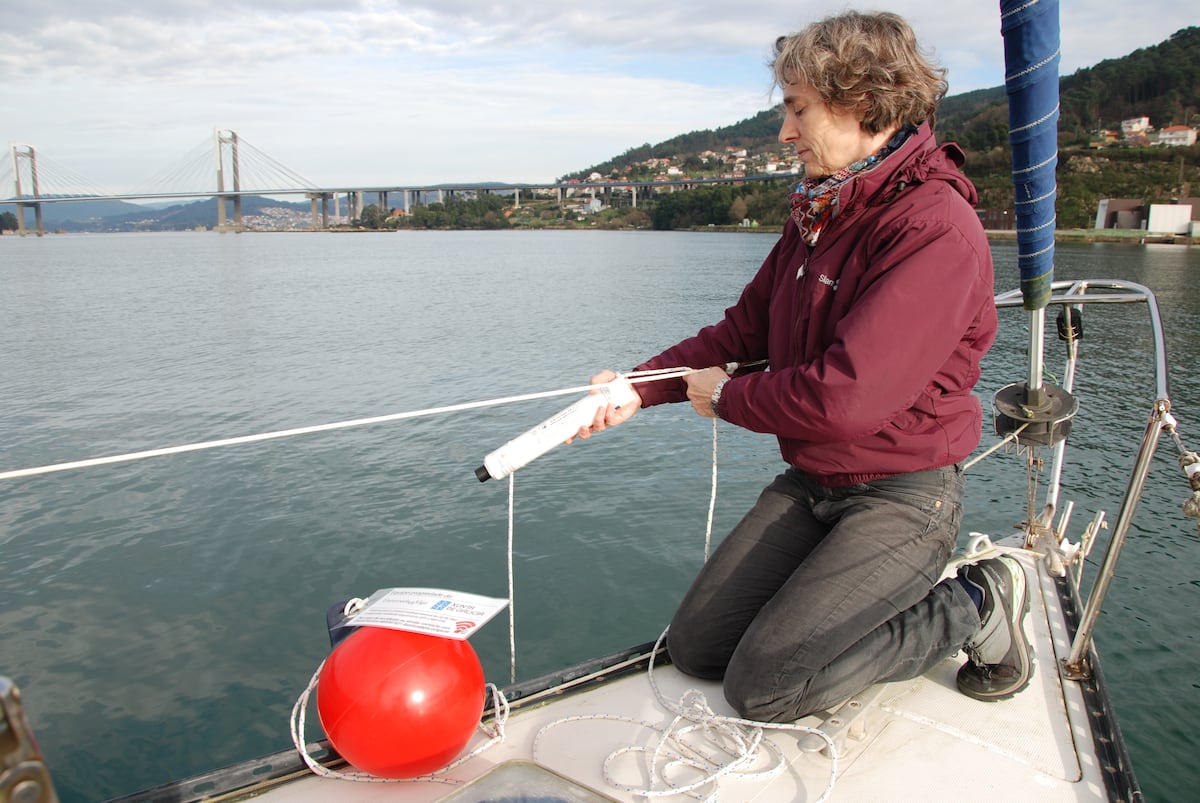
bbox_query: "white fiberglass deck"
[249,548,1110,802]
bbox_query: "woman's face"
[778,82,894,179]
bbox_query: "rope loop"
[533,628,839,801]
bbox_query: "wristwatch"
[710,378,729,417]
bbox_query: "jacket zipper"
[792,248,815,359]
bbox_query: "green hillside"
[563,109,783,182]
[940,26,1200,150]
[567,26,1200,229]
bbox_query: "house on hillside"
[1089,129,1120,148]
[1158,125,1198,147]
[1121,116,1153,146]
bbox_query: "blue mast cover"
[1000,0,1060,310]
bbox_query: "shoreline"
[985,228,1195,245]
[6,226,1195,245]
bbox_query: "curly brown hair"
[772,11,948,133]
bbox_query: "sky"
[1,1,1195,193]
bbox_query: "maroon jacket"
[635,123,998,486]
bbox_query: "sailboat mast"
[1000,0,1061,409]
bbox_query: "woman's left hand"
[684,366,730,418]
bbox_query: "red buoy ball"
[316,626,485,778]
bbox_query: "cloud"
[1,1,1194,190]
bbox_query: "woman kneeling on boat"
[579,10,1032,720]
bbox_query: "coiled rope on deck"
[532,627,839,802]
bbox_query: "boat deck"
[231,547,1111,802]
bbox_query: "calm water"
[1,230,1198,801]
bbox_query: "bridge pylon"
[9,144,45,236]
[307,192,334,230]
[214,129,245,232]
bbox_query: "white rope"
[533,628,839,801]
[507,471,517,684]
[704,417,718,561]
[0,369,696,482]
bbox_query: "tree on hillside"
[728,196,749,224]
[395,193,511,229]
[1059,27,1200,133]
[649,181,790,229]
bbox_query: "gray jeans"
[667,465,981,721]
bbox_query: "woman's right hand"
[568,370,642,443]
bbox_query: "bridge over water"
[2,130,790,235]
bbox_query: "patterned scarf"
[788,125,917,246]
